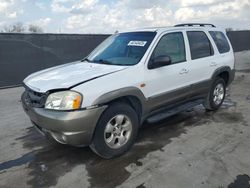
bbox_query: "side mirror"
[148,55,171,69]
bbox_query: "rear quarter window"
[209,31,230,54]
[187,31,214,60]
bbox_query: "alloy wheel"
[104,114,132,149]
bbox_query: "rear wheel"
[90,102,139,159]
[204,78,226,111]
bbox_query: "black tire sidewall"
[209,78,226,110]
[91,102,139,159]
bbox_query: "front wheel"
[90,102,139,159]
[204,78,226,111]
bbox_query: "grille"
[24,87,47,108]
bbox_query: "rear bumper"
[21,92,107,146]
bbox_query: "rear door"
[185,30,216,99]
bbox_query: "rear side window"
[151,32,186,64]
[187,31,214,60]
[209,31,230,53]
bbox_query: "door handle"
[179,68,189,74]
[210,62,217,67]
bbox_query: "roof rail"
[174,23,216,28]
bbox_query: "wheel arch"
[92,87,147,122]
[211,66,235,86]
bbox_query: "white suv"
[22,23,235,158]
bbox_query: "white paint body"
[24,26,235,108]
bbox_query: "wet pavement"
[1,51,250,188]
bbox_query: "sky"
[0,0,249,34]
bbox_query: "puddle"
[221,98,236,109]
[228,174,250,188]
[22,114,189,188]
[246,95,250,101]
[136,183,146,188]
[0,98,244,188]
[208,111,243,124]
[0,151,36,171]
[6,113,194,188]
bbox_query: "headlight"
[45,91,82,110]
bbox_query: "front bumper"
[21,92,107,146]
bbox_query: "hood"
[24,61,127,93]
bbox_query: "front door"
[144,31,191,111]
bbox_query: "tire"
[204,78,226,111]
[90,102,139,159]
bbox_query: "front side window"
[87,32,156,66]
[187,31,214,60]
[150,32,186,64]
[209,31,230,53]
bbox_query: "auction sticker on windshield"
[128,41,147,47]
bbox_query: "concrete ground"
[0,51,250,188]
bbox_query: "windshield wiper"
[81,57,91,62]
[94,59,113,65]
[81,58,113,65]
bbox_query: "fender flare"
[211,66,235,85]
[92,86,148,114]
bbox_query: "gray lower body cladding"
[146,79,211,115]
[21,92,107,146]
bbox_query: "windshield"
[87,32,156,66]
